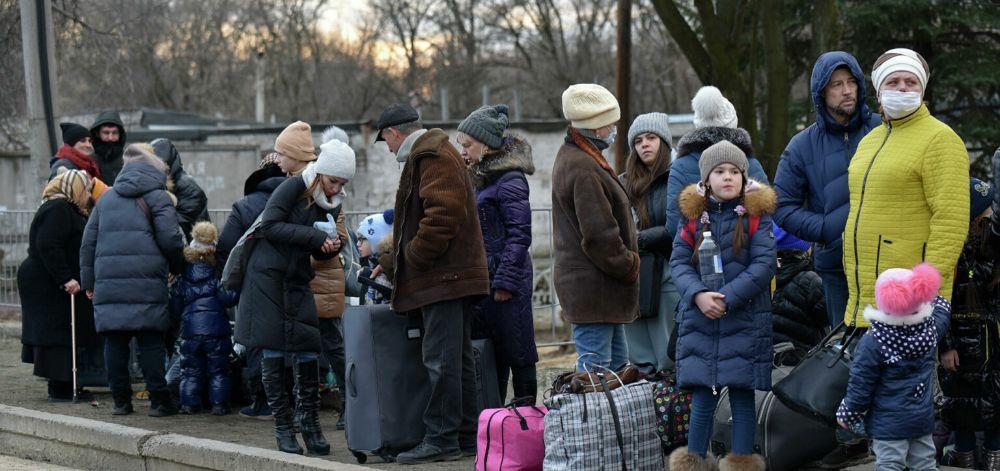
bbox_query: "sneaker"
[396,442,462,465]
[239,402,272,420]
[211,404,231,416]
[112,403,134,416]
[820,440,872,469]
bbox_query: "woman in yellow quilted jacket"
[842,48,969,328]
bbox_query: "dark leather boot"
[512,380,538,406]
[262,357,303,455]
[294,360,330,455]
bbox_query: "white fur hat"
[561,84,621,129]
[315,139,356,181]
[691,86,738,129]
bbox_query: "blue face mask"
[602,127,617,146]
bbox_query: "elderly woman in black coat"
[234,137,355,456]
[18,169,102,402]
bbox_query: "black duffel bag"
[772,322,864,425]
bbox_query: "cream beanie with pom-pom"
[691,86,738,129]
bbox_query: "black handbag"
[638,252,663,319]
[772,321,864,426]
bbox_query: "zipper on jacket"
[850,123,892,323]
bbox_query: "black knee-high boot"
[262,357,303,454]
[511,364,538,405]
[294,360,330,455]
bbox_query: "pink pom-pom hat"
[863,263,941,325]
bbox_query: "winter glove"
[313,213,337,237]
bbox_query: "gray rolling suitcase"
[472,338,501,411]
[344,305,430,464]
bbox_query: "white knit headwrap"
[872,48,929,93]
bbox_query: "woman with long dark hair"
[621,113,679,371]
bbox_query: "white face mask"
[602,126,617,146]
[880,90,922,119]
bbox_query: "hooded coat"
[89,112,126,185]
[552,129,639,324]
[217,164,286,267]
[773,52,882,273]
[233,175,339,352]
[842,105,970,327]
[151,139,210,238]
[838,297,951,440]
[669,181,777,391]
[469,135,539,368]
[665,127,769,239]
[80,154,185,333]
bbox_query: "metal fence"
[0,208,570,347]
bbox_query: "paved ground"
[0,455,83,470]
[0,332,574,470]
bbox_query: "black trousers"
[104,331,167,404]
[419,297,478,449]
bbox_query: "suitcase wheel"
[351,450,367,464]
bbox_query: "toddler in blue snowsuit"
[168,221,239,415]
[837,263,951,471]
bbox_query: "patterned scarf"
[870,311,939,365]
[43,169,92,216]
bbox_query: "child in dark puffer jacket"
[169,222,239,415]
[355,210,394,305]
[771,225,828,360]
[837,263,951,471]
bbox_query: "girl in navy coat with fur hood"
[668,140,776,471]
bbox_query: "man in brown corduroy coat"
[372,103,489,465]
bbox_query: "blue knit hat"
[356,209,394,255]
[971,177,994,218]
[774,225,811,252]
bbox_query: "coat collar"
[468,134,535,189]
[678,180,777,220]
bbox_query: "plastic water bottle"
[698,232,724,291]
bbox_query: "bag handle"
[348,363,357,397]
[597,372,629,471]
[580,358,625,390]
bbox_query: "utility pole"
[20,0,58,194]
[614,0,632,171]
[255,51,266,123]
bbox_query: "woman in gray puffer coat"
[234,135,355,456]
[80,145,185,417]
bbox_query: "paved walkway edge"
[0,404,370,471]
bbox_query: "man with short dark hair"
[90,111,127,185]
[373,102,489,464]
[772,51,881,469]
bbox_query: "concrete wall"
[0,120,694,212]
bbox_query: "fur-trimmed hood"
[678,180,777,220]
[676,126,755,158]
[468,134,535,189]
[863,296,948,364]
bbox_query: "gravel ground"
[0,331,574,470]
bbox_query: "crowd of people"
[13,45,1000,470]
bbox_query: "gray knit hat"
[627,112,672,149]
[699,140,748,181]
[458,104,510,149]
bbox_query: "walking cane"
[71,293,79,404]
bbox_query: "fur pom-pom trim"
[874,263,941,316]
[863,302,933,326]
[191,221,218,245]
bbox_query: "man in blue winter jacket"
[772,51,881,469]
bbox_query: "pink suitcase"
[475,404,547,471]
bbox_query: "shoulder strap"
[680,218,698,247]
[597,372,629,471]
[136,196,154,229]
[748,214,761,238]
